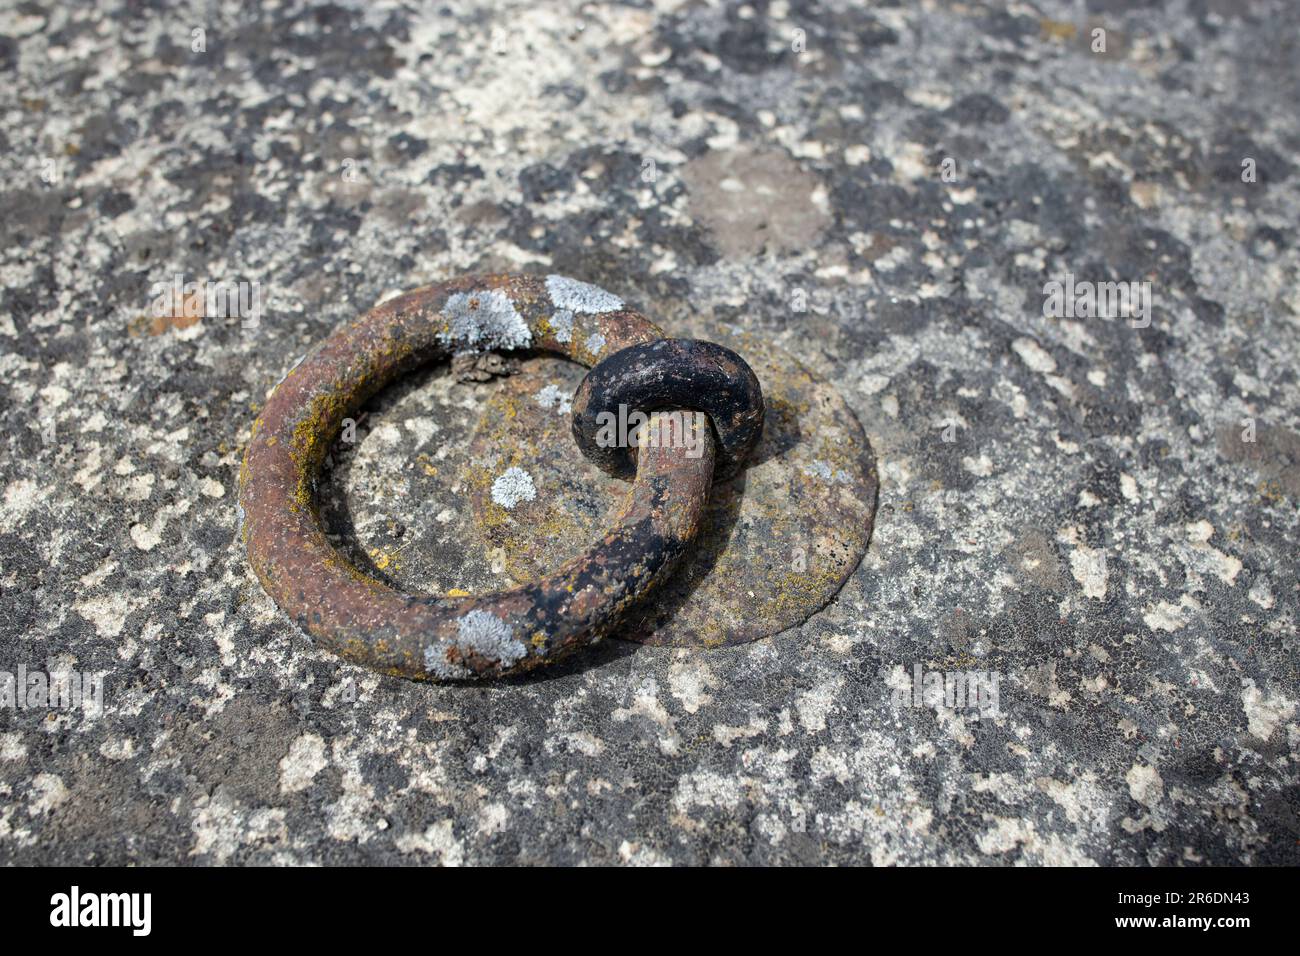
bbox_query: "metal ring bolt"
[239,274,765,680]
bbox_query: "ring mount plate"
[466,328,878,648]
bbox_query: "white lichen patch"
[1012,337,1057,374]
[796,678,843,732]
[550,308,574,343]
[1180,521,1243,585]
[74,592,138,639]
[0,733,27,761]
[1125,762,1164,808]
[534,383,572,415]
[1,478,42,522]
[672,769,749,812]
[99,738,134,761]
[545,274,623,314]
[973,817,1095,865]
[613,678,680,755]
[452,609,527,668]
[584,331,606,355]
[1240,678,1296,741]
[438,289,532,354]
[423,643,471,680]
[279,733,328,794]
[668,660,717,714]
[1120,473,1140,501]
[1069,546,1108,599]
[199,476,225,498]
[130,522,161,551]
[1248,580,1275,609]
[28,773,69,816]
[618,841,672,867]
[802,459,850,484]
[190,792,287,864]
[476,802,510,838]
[491,466,536,509]
[394,819,464,865]
[1142,596,1199,632]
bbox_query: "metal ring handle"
[570,338,765,482]
[239,274,714,680]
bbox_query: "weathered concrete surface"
[1,0,1297,864]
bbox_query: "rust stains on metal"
[239,274,765,680]
[570,337,766,482]
[467,328,878,649]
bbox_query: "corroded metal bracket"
[239,274,764,680]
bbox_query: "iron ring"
[239,274,727,680]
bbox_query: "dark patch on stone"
[946,93,1011,126]
[712,22,786,74]
[519,162,575,203]
[0,35,17,72]
[1215,422,1300,496]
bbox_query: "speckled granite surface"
[1,0,1298,865]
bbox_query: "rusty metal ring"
[570,338,765,482]
[240,274,748,681]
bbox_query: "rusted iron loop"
[239,274,766,681]
[570,338,766,482]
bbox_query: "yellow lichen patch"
[1258,479,1287,503]
[368,547,401,572]
[1040,18,1077,41]
[764,556,847,621]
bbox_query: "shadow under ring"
[238,274,715,681]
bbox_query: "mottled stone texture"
[1,0,1297,865]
